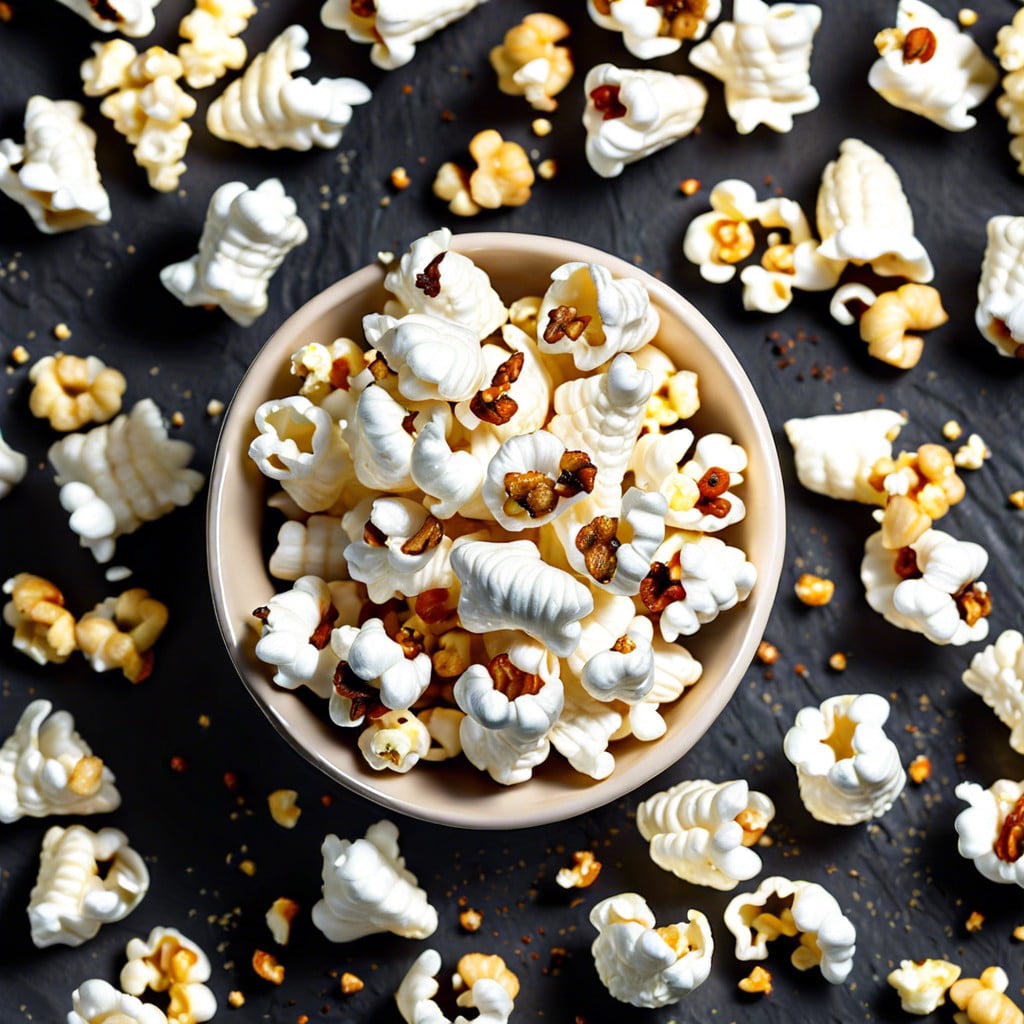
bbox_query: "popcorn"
[816,138,934,282]
[120,927,217,1024]
[433,130,534,215]
[581,615,655,704]
[29,824,148,948]
[582,63,707,179]
[81,43,196,193]
[49,399,205,562]
[342,386,420,493]
[28,354,126,431]
[783,693,907,825]
[633,343,700,429]
[3,573,77,665]
[689,0,822,134]
[267,789,301,828]
[358,709,431,773]
[869,0,997,130]
[269,514,349,582]
[843,282,949,369]
[636,778,774,890]
[321,0,486,70]
[954,778,1024,887]
[587,0,721,59]
[206,25,371,150]
[56,0,160,36]
[0,427,27,499]
[616,634,702,741]
[950,966,1024,1024]
[962,630,1024,754]
[887,958,962,1015]
[395,949,515,1024]
[723,875,857,984]
[0,700,121,823]
[548,681,623,780]
[265,896,300,943]
[955,433,991,470]
[76,587,169,683]
[410,410,486,519]
[537,262,659,371]
[489,13,573,112]
[161,178,308,327]
[589,893,713,1008]
[177,0,257,89]
[69,979,168,1024]
[311,820,438,942]
[996,11,1024,178]
[0,96,110,234]
[556,850,602,889]
[861,528,992,646]
[419,706,464,761]
[976,214,1024,358]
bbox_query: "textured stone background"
[0,1,1022,1021]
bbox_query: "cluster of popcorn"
[248,228,757,785]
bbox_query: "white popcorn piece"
[120,927,216,1024]
[976,214,1024,358]
[358,709,431,773]
[249,395,348,513]
[311,820,438,942]
[955,779,1024,887]
[581,615,655,705]
[723,875,856,984]
[178,0,258,90]
[954,433,990,470]
[161,178,307,327]
[617,634,702,742]
[586,0,721,59]
[861,528,992,646]
[548,680,622,780]
[0,426,27,499]
[962,630,1024,754]
[410,409,485,519]
[590,893,713,1008]
[362,312,487,403]
[396,949,514,1024]
[869,0,997,131]
[887,958,962,1015]
[419,706,464,761]
[253,575,346,699]
[269,514,348,582]
[582,63,707,179]
[538,262,659,372]
[383,228,507,340]
[29,824,148,948]
[783,693,907,825]
[997,10,1024,177]
[56,0,160,37]
[784,408,906,504]
[321,0,487,71]
[816,138,934,282]
[563,589,637,680]
[450,538,593,658]
[291,336,367,413]
[69,979,168,1024]
[207,25,371,150]
[636,779,775,890]
[0,700,120,824]
[49,398,204,563]
[0,97,110,234]
[633,343,700,430]
[266,896,300,943]
[689,0,821,134]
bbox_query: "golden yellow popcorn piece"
[252,948,284,984]
[858,283,948,369]
[28,354,126,431]
[2,573,77,664]
[794,573,835,606]
[738,965,773,995]
[177,0,257,89]
[433,130,535,217]
[266,896,300,944]
[75,587,169,683]
[950,966,1023,1024]
[555,850,602,889]
[459,906,483,932]
[267,788,301,828]
[340,972,364,995]
[455,953,520,1000]
[489,13,573,113]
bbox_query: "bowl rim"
[207,229,786,829]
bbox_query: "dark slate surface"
[1,1,1023,1021]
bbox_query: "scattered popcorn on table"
[267,788,301,828]
[954,778,1024,888]
[0,426,27,498]
[783,692,907,825]
[321,0,487,70]
[962,630,1024,754]
[556,849,602,888]
[251,948,284,983]
[311,820,438,942]
[161,177,308,326]
[815,138,934,282]
[396,949,516,1024]
[0,96,111,234]
[206,25,371,150]
[177,0,257,89]
[837,282,948,369]
[265,896,300,944]
[81,42,196,193]
[582,63,707,179]
[738,964,773,995]
[723,875,856,984]
[120,927,217,1024]
[433,130,534,215]
[861,527,992,646]
[887,958,961,1015]
[56,0,160,36]
[0,700,121,823]
[69,978,168,1024]
[908,754,932,783]
[29,824,148,948]
[794,572,834,606]
[589,893,713,1008]
[75,588,168,684]
[3,572,77,664]
[340,971,364,995]
[954,433,991,470]
[689,0,822,134]
[28,354,126,432]
[489,13,573,112]
[950,966,1024,1024]
[869,0,997,131]
[636,778,775,889]
[976,214,1024,358]
[996,10,1024,178]
[587,0,721,59]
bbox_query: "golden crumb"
[239,859,257,877]
[206,399,225,417]
[340,972,364,995]
[908,755,932,784]
[958,8,978,26]
[459,907,483,932]
[390,166,411,190]
[965,911,985,933]
[1010,490,1024,509]
[537,159,557,180]
[252,949,285,984]
[828,652,847,672]
[227,990,245,1008]
[738,965,773,995]
[942,419,963,441]
[379,196,391,208]
[53,323,71,341]
[756,640,779,664]
[531,118,553,137]
[795,573,835,606]
[556,850,602,889]
[1013,925,1024,942]
[955,751,967,765]
[268,789,302,829]
[198,713,210,728]
[679,178,701,196]
[11,344,29,365]
[170,411,185,428]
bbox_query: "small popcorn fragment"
[267,788,301,828]
[943,419,963,441]
[908,755,932,783]
[532,118,553,136]
[11,345,30,365]
[887,958,961,1014]
[680,178,701,195]
[228,990,245,1007]
[757,640,779,664]
[537,159,557,180]
[53,323,72,340]
[340,972,364,995]
[206,399,225,417]
[238,858,256,876]
[266,897,300,945]
[556,850,602,889]
[828,652,847,672]
[959,8,978,27]
[459,907,483,932]
[965,911,985,933]
[390,166,411,190]
[954,434,991,470]
[795,573,835,606]
[738,965,773,995]
[1013,925,1024,941]
[252,948,284,984]
[1010,491,1024,509]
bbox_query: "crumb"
[679,178,700,195]
[169,756,187,773]
[341,972,364,995]
[794,573,835,606]
[10,345,29,365]
[1010,490,1024,509]
[440,109,455,122]
[756,640,779,664]
[198,714,210,728]
[239,859,257,877]
[908,755,931,784]
[223,771,240,791]
[794,662,809,678]
[104,565,132,583]
[954,433,990,470]
[390,166,411,190]
[460,907,483,932]
[1013,925,1024,942]
[320,793,333,807]
[537,159,557,180]
[828,652,847,672]
[267,789,301,829]
[206,399,225,417]
[965,911,985,933]
[955,751,967,765]
[376,250,395,265]
[252,949,285,984]
[958,8,978,26]
[379,196,391,208]
[738,965,773,995]
[53,323,71,341]
[531,118,553,137]
[170,411,185,428]
[942,419,963,441]
[402,83,413,94]
[227,990,245,1008]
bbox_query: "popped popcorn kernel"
[434,130,535,216]
[908,754,932,783]
[459,907,483,932]
[828,652,847,672]
[943,419,963,441]
[532,118,553,137]
[680,177,701,195]
[738,965,773,995]
[11,345,30,365]
[1013,925,1024,941]
[238,858,257,877]
[340,971,364,995]
[390,166,411,190]
[228,989,245,1007]
[3,572,77,664]
[206,399,225,417]
[252,948,284,984]
[1010,490,1024,509]
[267,788,301,828]
[266,896,300,945]
[959,8,979,28]
[757,640,779,664]
[954,433,991,470]
[455,953,520,1000]
[555,850,602,889]
[795,573,835,606]
[950,966,1022,1024]
[53,322,71,340]
[537,158,557,180]
[965,910,985,933]
[29,353,126,431]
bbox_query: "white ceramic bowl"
[207,231,785,829]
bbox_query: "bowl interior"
[207,231,785,829]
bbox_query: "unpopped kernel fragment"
[3,573,76,664]
[587,0,721,59]
[886,958,961,1014]
[121,926,217,1024]
[252,948,284,984]
[962,631,1024,754]
[490,13,573,112]
[75,588,169,683]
